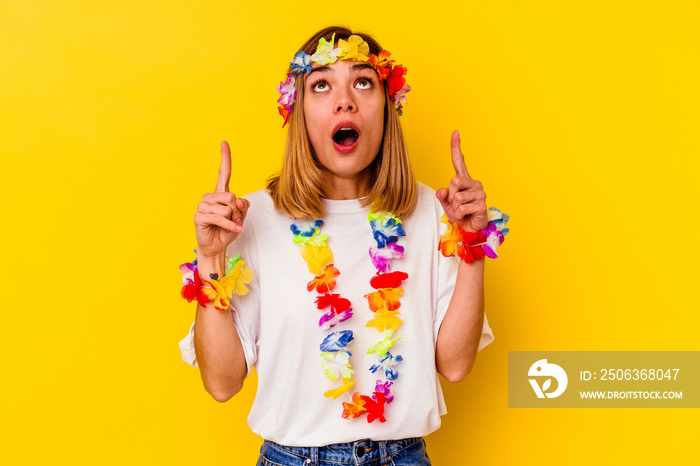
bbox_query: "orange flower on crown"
[369,50,394,81]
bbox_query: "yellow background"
[1,1,698,464]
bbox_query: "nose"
[334,87,357,113]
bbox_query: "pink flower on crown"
[393,84,411,109]
[276,73,296,108]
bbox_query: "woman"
[179,26,502,465]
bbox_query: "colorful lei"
[179,251,253,310]
[438,207,510,262]
[277,33,411,127]
[290,212,407,423]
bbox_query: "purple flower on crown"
[277,73,297,108]
[393,84,411,110]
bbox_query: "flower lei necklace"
[290,211,408,423]
[277,33,411,127]
[179,203,510,423]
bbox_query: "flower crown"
[276,33,411,127]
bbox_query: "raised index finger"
[450,130,470,179]
[215,140,231,193]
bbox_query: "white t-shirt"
[179,182,494,446]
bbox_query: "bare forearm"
[435,258,485,382]
[193,254,248,402]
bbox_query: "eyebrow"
[307,63,375,77]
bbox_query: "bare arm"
[191,141,251,402]
[435,258,485,382]
[193,254,248,402]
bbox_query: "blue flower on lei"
[369,217,406,248]
[369,352,403,381]
[320,330,354,352]
[487,207,510,236]
[290,219,323,236]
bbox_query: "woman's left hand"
[436,130,489,234]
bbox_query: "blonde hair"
[267,26,416,220]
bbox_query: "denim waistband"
[259,437,425,466]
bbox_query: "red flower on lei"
[370,271,408,289]
[181,272,211,307]
[438,213,487,263]
[315,293,352,314]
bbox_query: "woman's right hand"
[194,141,250,259]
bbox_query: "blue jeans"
[256,437,431,466]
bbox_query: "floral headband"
[276,34,411,127]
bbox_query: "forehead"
[308,59,377,77]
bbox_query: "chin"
[322,156,375,180]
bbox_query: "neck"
[323,170,371,200]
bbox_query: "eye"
[355,76,374,90]
[311,79,330,92]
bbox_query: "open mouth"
[332,127,359,146]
